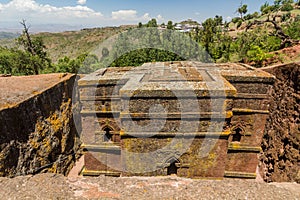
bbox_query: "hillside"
[37,25,135,63]
[228,4,300,36]
[0,25,134,63]
[0,32,19,39]
[265,44,300,66]
[0,32,20,48]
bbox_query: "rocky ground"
[0,173,299,200]
[265,44,300,67]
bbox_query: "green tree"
[281,12,292,21]
[102,47,110,58]
[200,18,217,52]
[138,22,143,28]
[252,12,260,18]
[246,45,272,67]
[198,16,231,61]
[281,2,294,11]
[273,0,294,11]
[17,20,51,74]
[232,27,281,64]
[274,0,283,8]
[232,17,241,23]
[260,2,273,14]
[147,19,158,27]
[0,47,41,75]
[214,15,223,26]
[282,0,294,4]
[237,4,248,20]
[55,53,99,74]
[167,21,173,29]
[284,20,300,40]
[0,47,17,74]
[81,54,99,73]
[244,14,254,20]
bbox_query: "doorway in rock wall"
[167,159,180,175]
[103,127,113,142]
[232,127,243,142]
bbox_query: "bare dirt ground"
[264,44,300,66]
[0,173,299,200]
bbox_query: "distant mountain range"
[0,23,86,34]
[0,32,20,39]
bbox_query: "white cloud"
[0,1,163,30]
[111,10,138,21]
[111,10,164,23]
[77,0,87,5]
[0,0,102,25]
[226,16,232,22]
[157,14,164,22]
[142,13,151,21]
[111,10,164,24]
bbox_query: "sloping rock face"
[261,63,300,183]
[0,74,81,177]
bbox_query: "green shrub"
[281,3,293,11]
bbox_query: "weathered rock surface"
[261,63,300,183]
[0,74,81,177]
[0,173,299,200]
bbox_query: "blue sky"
[0,0,274,31]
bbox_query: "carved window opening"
[167,159,179,175]
[232,127,242,142]
[105,102,110,111]
[101,101,106,112]
[103,127,113,142]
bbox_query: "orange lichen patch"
[0,73,74,110]
[25,99,74,173]
[0,103,18,110]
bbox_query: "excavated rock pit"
[0,63,299,189]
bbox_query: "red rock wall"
[0,74,81,177]
[261,63,300,183]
